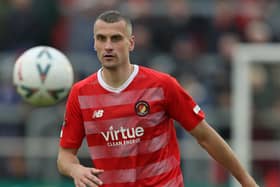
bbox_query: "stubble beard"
[101,59,120,71]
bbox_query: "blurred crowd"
[0,0,280,186]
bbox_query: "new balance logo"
[92,109,104,118]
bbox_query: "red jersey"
[60,65,205,187]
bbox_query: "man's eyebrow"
[111,33,123,37]
[95,33,123,37]
[95,34,106,37]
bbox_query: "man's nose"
[104,40,113,50]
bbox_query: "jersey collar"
[97,64,139,93]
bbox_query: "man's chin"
[102,62,118,69]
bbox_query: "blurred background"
[0,0,280,186]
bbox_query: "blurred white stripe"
[0,137,280,160]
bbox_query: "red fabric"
[60,65,205,186]
[264,169,280,187]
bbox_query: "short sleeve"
[60,84,85,148]
[164,75,205,131]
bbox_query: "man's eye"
[111,35,122,42]
[97,35,106,41]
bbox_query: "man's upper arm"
[189,119,212,142]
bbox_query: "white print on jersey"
[193,105,201,114]
[60,129,63,138]
[101,126,144,147]
[92,109,104,118]
[60,120,66,138]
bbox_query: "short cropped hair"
[95,10,133,35]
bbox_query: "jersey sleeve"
[60,84,85,148]
[164,75,205,131]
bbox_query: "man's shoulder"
[72,72,98,90]
[138,65,173,81]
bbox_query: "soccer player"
[57,10,259,187]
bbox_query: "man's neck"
[101,64,134,88]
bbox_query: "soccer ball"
[13,46,74,106]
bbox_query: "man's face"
[93,20,135,69]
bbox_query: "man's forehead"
[94,20,128,35]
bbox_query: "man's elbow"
[57,153,63,174]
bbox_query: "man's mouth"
[103,54,114,58]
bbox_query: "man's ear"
[129,35,135,51]
[93,35,96,51]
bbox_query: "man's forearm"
[199,130,253,184]
[57,148,80,178]
[190,121,258,186]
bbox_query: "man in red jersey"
[57,10,259,187]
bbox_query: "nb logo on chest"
[92,109,104,118]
